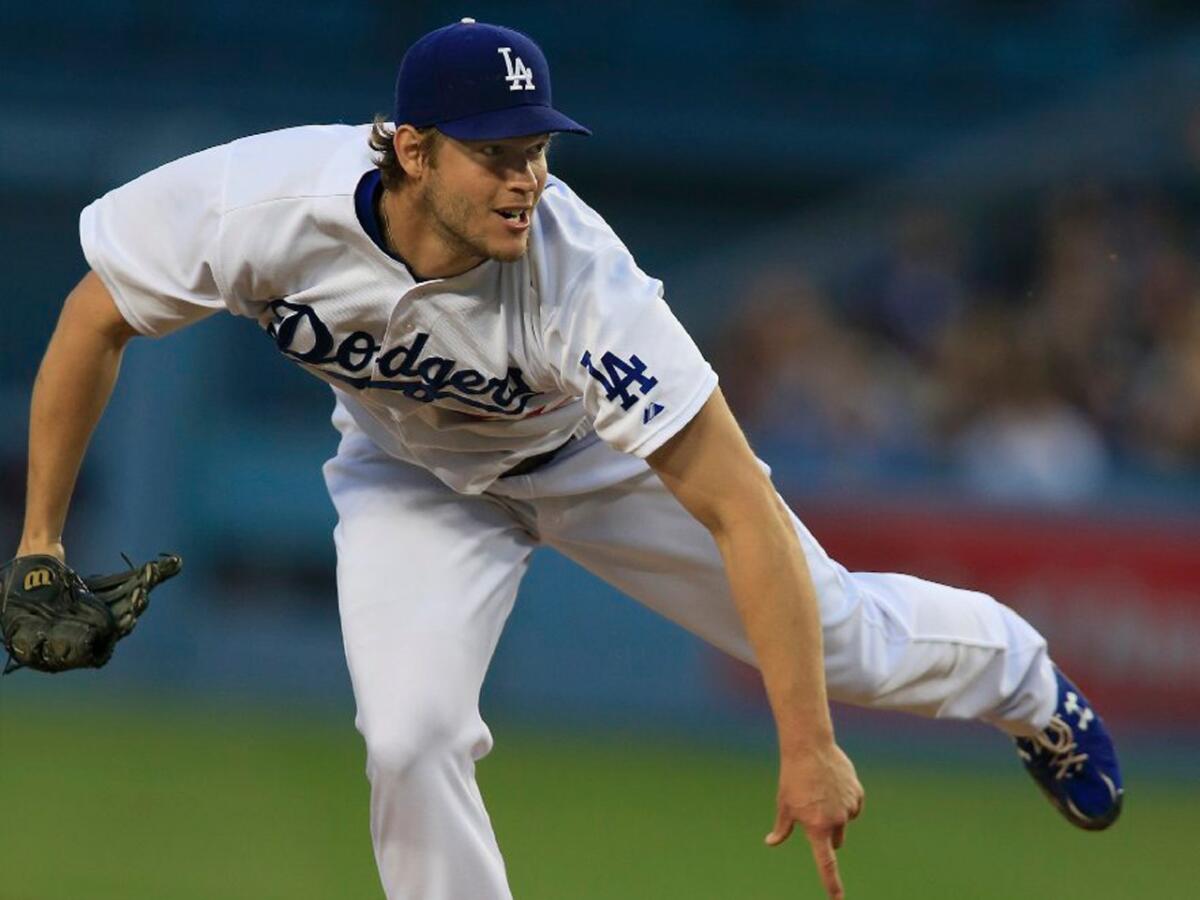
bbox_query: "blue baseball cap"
[393,18,590,140]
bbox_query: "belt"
[500,437,575,478]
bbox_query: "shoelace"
[1029,715,1089,781]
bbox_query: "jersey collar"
[354,168,430,282]
[354,168,498,285]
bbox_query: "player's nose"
[506,160,538,193]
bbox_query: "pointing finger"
[808,830,844,900]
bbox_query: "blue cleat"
[1015,667,1123,831]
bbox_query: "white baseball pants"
[322,423,1056,900]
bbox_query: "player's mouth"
[494,206,531,232]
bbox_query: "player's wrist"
[15,535,65,562]
[778,722,837,759]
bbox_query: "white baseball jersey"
[80,123,1063,900]
[80,124,718,494]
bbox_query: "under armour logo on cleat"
[1064,692,1095,731]
[643,402,666,424]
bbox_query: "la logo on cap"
[498,47,535,91]
[393,18,591,138]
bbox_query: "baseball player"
[11,19,1122,900]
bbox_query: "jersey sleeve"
[542,238,718,458]
[79,143,232,337]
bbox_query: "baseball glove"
[0,553,182,674]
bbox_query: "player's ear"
[394,125,434,179]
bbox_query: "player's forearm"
[711,489,835,755]
[647,391,837,754]
[19,294,133,553]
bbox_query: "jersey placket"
[369,280,449,423]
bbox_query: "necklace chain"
[377,191,394,253]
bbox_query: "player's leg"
[535,461,1121,828]
[534,464,1054,736]
[323,424,536,900]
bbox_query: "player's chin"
[487,233,531,263]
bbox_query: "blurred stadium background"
[2,1,1199,897]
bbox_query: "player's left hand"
[764,742,864,900]
[1,552,182,674]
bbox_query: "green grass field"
[0,698,1194,899]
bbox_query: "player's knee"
[360,706,486,778]
[363,722,453,776]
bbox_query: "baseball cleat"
[1015,667,1123,831]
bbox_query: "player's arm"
[17,271,141,562]
[647,387,863,900]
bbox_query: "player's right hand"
[764,742,865,899]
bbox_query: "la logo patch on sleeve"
[580,350,659,411]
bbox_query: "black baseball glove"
[0,553,182,674]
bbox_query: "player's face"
[418,134,551,264]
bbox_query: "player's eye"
[480,145,503,158]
